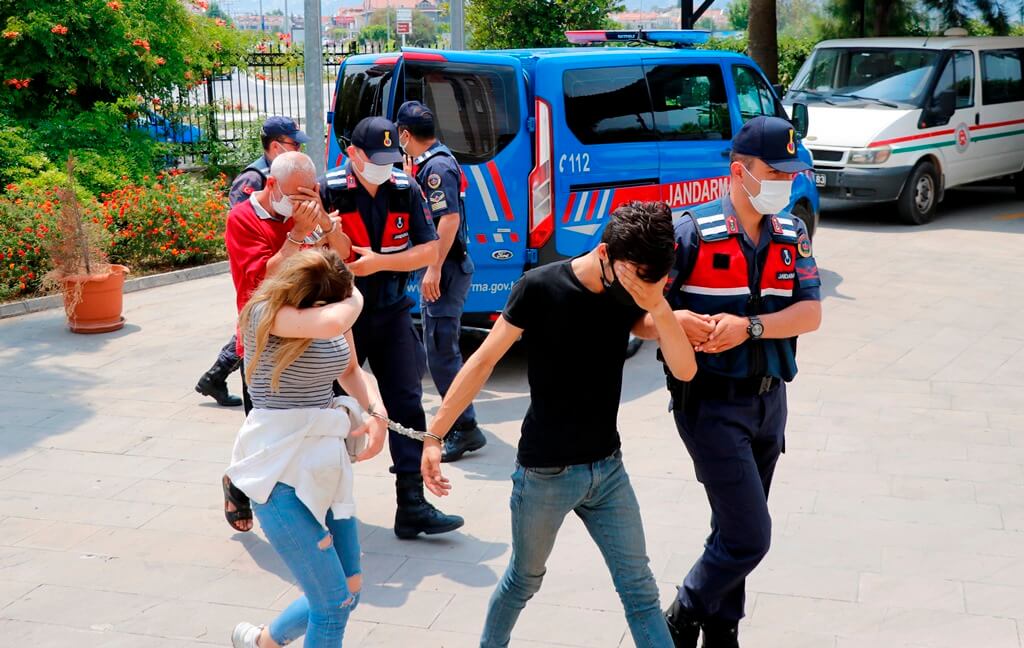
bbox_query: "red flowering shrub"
[0,172,229,301]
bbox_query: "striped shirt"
[243,303,351,410]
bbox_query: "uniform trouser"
[216,334,242,372]
[352,300,427,476]
[423,258,476,431]
[672,381,787,623]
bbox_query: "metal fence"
[156,41,405,166]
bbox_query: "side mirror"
[936,89,956,119]
[923,90,955,127]
[790,102,810,139]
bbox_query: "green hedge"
[700,35,817,88]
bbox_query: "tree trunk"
[873,0,894,36]
[748,0,779,83]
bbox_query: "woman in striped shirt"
[228,249,387,648]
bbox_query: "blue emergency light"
[564,29,712,47]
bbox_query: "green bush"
[700,35,817,88]
[0,170,229,302]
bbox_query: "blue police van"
[327,30,820,330]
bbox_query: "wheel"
[791,201,817,239]
[625,335,644,359]
[897,161,939,225]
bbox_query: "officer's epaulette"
[390,169,411,189]
[324,167,349,190]
[768,213,800,244]
[691,213,736,242]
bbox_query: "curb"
[0,261,230,320]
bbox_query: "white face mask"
[270,186,293,220]
[741,165,793,215]
[399,133,410,155]
[358,160,393,186]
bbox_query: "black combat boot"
[665,598,701,648]
[441,423,487,463]
[701,619,739,648]
[195,360,242,407]
[394,473,465,539]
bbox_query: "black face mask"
[600,258,637,309]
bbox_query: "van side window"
[334,64,393,147]
[404,62,520,164]
[562,67,656,144]
[981,49,1023,105]
[933,51,975,109]
[646,64,731,140]
[732,65,781,123]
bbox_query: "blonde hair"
[240,249,354,392]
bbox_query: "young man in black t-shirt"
[421,202,697,648]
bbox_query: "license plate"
[814,173,827,187]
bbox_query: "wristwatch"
[747,316,764,340]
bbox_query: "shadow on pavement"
[0,316,143,460]
[821,185,1024,234]
[235,520,505,610]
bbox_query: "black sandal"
[222,475,253,532]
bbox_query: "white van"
[783,34,1024,224]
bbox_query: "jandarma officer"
[319,116,465,539]
[641,116,823,648]
[396,100,487,463]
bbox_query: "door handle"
[975,113,981,126]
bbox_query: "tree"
[777,0,820,37]
[0,0,253,116]
[920,0,1012,34]
[814,0,930,37]
[205,1,233,26]
[359,23,390,44]
[748,0,779,82]
[368,8,438,47]
[466,0,624,49]
[726,0,750,29]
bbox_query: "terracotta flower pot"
[61,264,129,334]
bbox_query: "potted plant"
[43,158,128,333]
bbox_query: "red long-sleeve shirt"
[225,196,291,354]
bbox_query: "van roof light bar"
[565,29,712,47]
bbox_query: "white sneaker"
[231,622,262,648]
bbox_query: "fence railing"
[154,41,409,166]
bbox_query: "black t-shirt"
[502,260,643,468]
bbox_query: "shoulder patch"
[694,213,732,242]
[797,233,812,258]
[427,173,441,189]
[770,214,800,244]
[242,185,254,195]
[390,169,410,188]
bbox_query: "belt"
[692,373,781,398]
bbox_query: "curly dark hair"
[601,201,675,282]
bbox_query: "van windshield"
[334,63,394,147]
[788,48,943,107]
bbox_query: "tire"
[791,201,817,240]
[1015,170,1024,198]
[897,161,939,225]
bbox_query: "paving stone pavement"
[1,187,1023,647]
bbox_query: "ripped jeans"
[253,483,362,647]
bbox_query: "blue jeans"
[481,452,672,648]
[253,483,361,647]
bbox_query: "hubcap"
[914,175,934,214]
